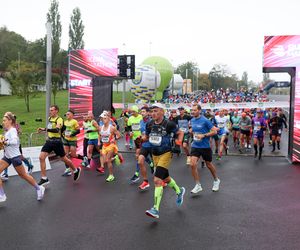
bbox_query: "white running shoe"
[212,178,220,192]
[191,183,203,194]
[0,193,7,202]
[37,185,45,201]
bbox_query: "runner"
[99,112,121,182]
[269,111,287,152]
[127,105,143,184]
[174,106,192,165]
[189,104,220,194]
[37,105,81,186]
[230,111,241,148]
[62,110,80,176]
[145,103,185,219]
[215,109,229,160]
[0,112,45,202]
[137,106,154,190]
[239,112,252,153]
[252,109,267,160]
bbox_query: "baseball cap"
[178,106,185,110]
[130,105,139,113]
[99,110,108,118]
[151,103,164,109]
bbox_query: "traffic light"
[118,55,135,79]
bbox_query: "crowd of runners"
[0,90,288,219]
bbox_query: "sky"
[1,0,299,83]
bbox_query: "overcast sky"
[1,0,298,83]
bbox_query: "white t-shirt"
[4,127,20,159]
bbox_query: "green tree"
[69,7,85,50]
[6,61,43,112]
[209,64,239,90]
[0,27,27,71]
[25,38,46,64]
[46,0,62,61]
[175,61,198,80]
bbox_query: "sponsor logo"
[69,79,91,87]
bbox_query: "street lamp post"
[154,62,157,101]
[45,22,52,126]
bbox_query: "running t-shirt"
[191,116,213,149]
[231,116,241,129]
[252,117,266,137]
[87,120,98,140]
[64,119,79,141]
[175,115,192,134]
[145,119,178,155]
[127,114,143,140]
[215,115,229,135]
[239,117,252,131]
[4,127,20,158]
[47,116,63,138]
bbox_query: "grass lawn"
[0,90,135,145]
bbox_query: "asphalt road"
[1,151,300,250]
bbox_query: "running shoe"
[247,144,251,149]
[130,174,140,184]
[139,181,150,190]
[191,183,203,194]
[145,207,159,219]
[216,156,221,161]
[96,167,105,174]
[186,156,191,165]
[114,155,121,166]
[0,193,7,203]
[38,178,50,186]
[176,187,185,206]
[0,173,8,182]
[73,168,81,182]
[106,175,115,182]
[37,185,45,201]
[212,178,220,192]
[62,168,72,177]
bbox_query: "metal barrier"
[30,132,47,147]
[19,133,31,147]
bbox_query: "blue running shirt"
[191,116,214,149]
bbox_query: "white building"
[0,77,12,95]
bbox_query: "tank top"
[100,125,113,146]
[88,120,98,140]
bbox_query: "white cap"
[151,103,164,109]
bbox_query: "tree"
[198,73,211,90]
[6,61,43,112]
[69,7,85,50]
[52,73,61,104]
[175,61,198,80]
[208,64,239,90]
[46,0,62,61]
[113,80,122,93]
[241,71,248,88]
[0,27,27,71]
[25,38,46,64]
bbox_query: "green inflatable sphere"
[142,56,173,92]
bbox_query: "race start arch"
[263,36,300,163]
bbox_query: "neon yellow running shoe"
[106,175,115,182]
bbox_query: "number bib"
[218,123,225,128]
[132,124,141,131]
[101,135,110,143]
[65,130,72,137]
[47,122,53,129]
[149,133,162,146]
[193,132,202,142]
[180,127,188,133]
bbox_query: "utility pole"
[45,22,52,126]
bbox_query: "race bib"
[193,133,202,142]
[101,135,110,143]
[47,122,53,129]
[149,134,162,146]
[218,123,225,128]
[132,124,141,131]
[65,130,72,137]
[180,127,188,133]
